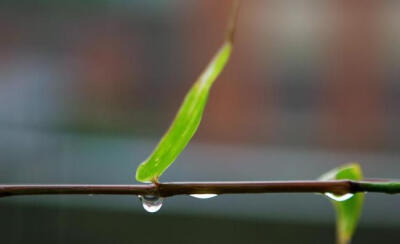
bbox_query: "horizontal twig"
[0,180,399,198]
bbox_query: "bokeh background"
[0,0,399,243]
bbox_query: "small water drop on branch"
[190,194,218,199]
[138,195,163,213]
[325,193,354,202]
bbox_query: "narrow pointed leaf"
[135,42,233,182]
[319,163,364,244]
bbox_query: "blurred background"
[0,0,399,243]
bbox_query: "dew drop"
[190,194,218,199]
[138,195,163,213]
[325,192,354,202]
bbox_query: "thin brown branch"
[225,0,241,43]
[0,180,399,198]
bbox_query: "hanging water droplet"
[325,192,354,202]
[138,195,163,213]
[190,194,218,199]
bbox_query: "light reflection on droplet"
[138,195,163,213]
[190,194,218,199]
[325,192,354,202]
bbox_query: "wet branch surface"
[0,180,399,198]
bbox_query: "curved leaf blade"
[319,163,364,244]
[135,42,233,183]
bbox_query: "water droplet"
[138,195,163,213]
[190,194,218,199]
[325,192,354,202]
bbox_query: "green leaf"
[135,41,233,183]
[319,163,364,244]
